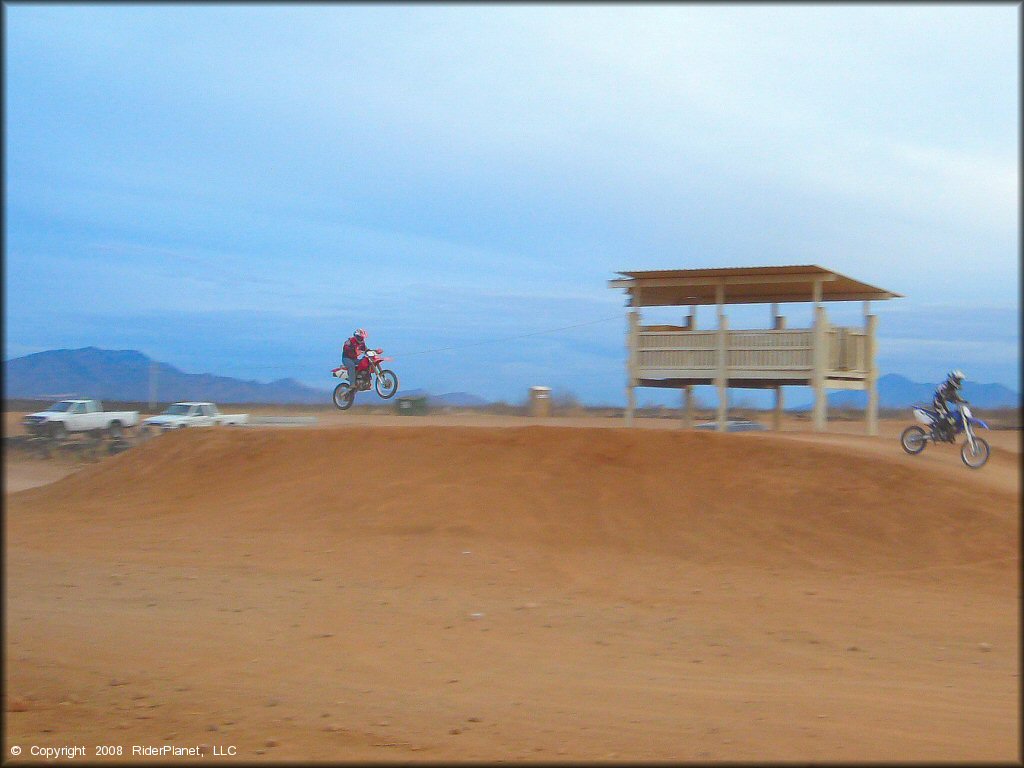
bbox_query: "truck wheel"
[83,438,101,462]
[107,421,123,439]
[49,423,67,441]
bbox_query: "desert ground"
[4,412,1020,762]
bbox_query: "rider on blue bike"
[932,369,966,441]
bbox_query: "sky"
[4,4,1019,405]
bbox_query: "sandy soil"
[4,415,1019,762]
[3,456,81,494]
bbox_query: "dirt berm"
[5,426,1019,761]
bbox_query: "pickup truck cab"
[143,402,249,431]
[22,399,140,439]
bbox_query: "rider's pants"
[343,357,357,387]
[934,400,955,438]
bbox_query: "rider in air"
[342,328,368,390]
[932,369,966,441]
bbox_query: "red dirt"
[4,422,1019,761]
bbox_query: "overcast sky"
[4,4,1019,403]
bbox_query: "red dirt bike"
[330,349,399,410]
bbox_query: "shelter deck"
[609,265,899,433]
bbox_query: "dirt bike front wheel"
[961,437,990,469]
[333,383,356,411]
[375,369,399,399]
[900,426,927,455]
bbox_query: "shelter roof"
[608,265,901,307]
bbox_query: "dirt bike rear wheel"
[333,383,356,411]
[900,426,926,455]
[960,437,990,469]
[375,369,399,399]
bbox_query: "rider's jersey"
[933,379,965,411]
[343,336,367,361]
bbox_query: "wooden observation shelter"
[608,265,902,434]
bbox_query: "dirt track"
[4,418,1020,761]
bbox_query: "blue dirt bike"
[900,402,990,469]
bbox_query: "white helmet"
[949,369,965,385]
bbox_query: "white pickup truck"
[143,402,249,431]
[22,399,140,439]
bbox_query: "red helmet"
[353,328,367,340]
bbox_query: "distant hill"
[6,348,1016,411]
[430,392,491,407]
[788,373,1020,411]
[357,388,489,407]
[3,347,331,405]
[2,347,497,408]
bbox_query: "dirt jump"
[4,422,1019,761]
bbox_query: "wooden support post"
[812,303,828,432]
[772,304,786,430]
[865,312,879,436]
[625,310,639,426]
[680,312,694,428]
[773,303,786,331]
[715,284,727,432]
[716,322,728,432]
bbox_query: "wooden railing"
[826,327,868,373]
[635,326,868,380]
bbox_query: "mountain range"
[2,347,1019,410]
[807,373,1020,411]
[2,347,485,407]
